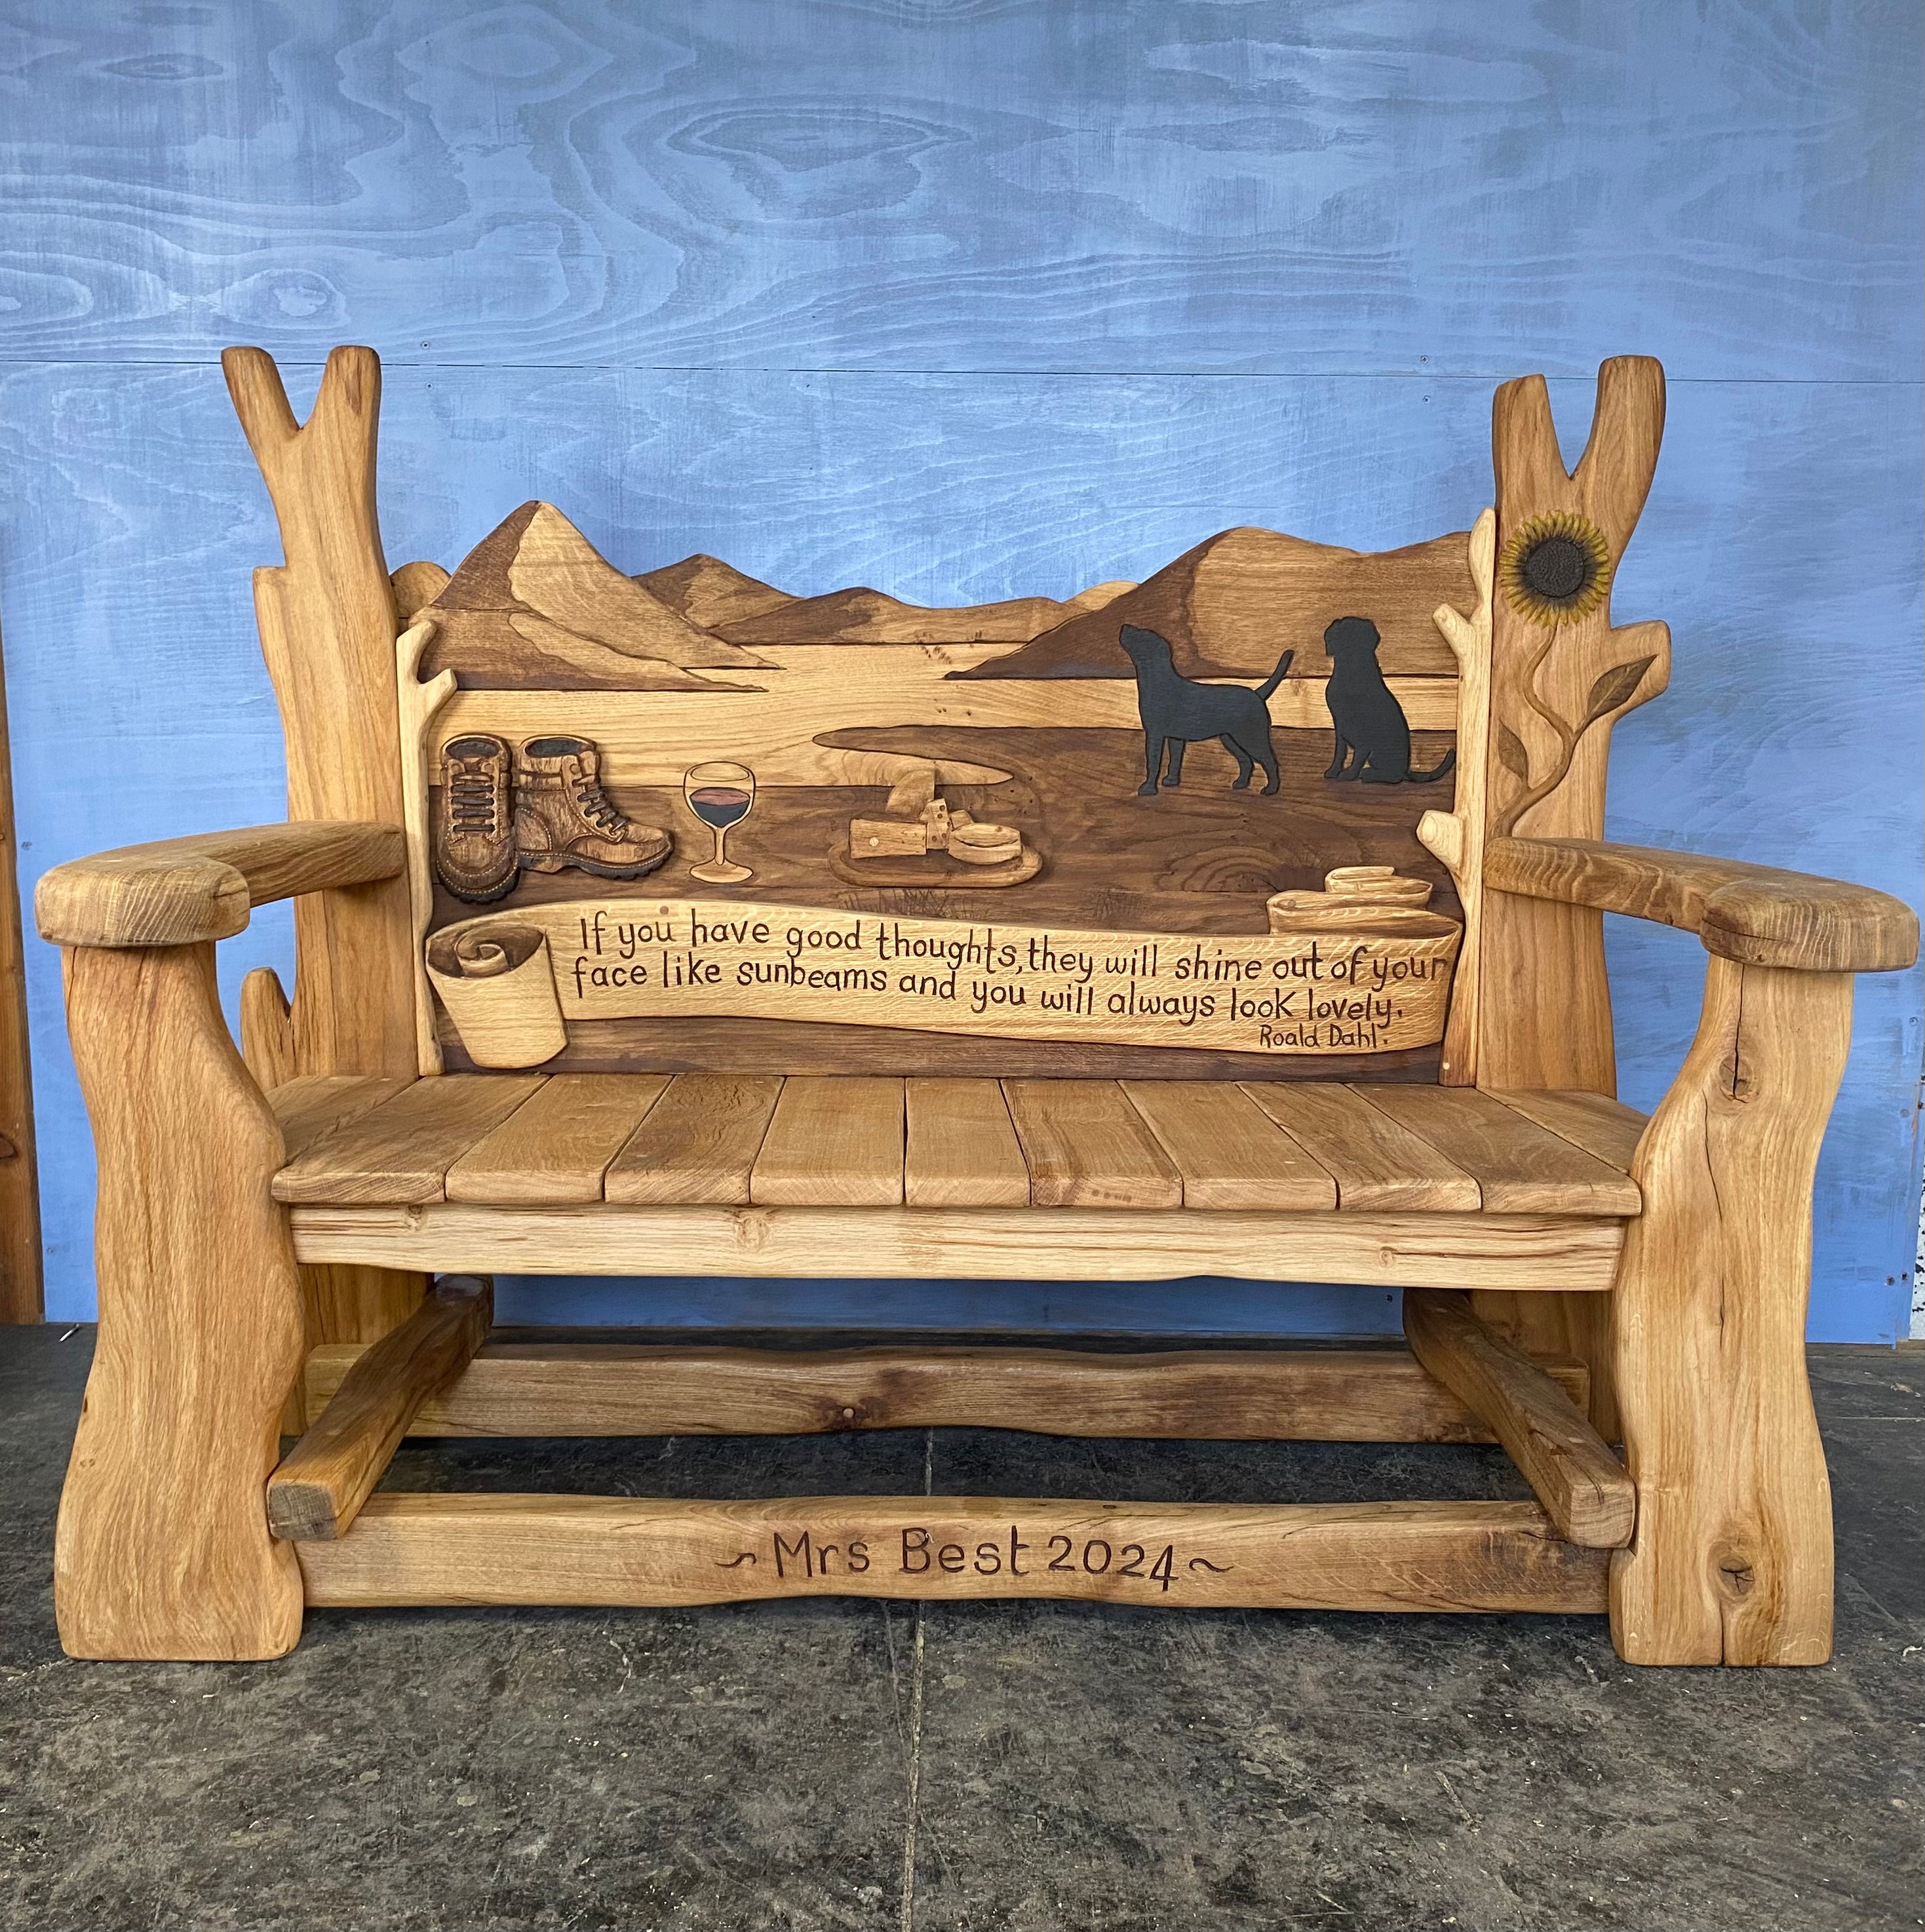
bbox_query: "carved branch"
[1416,509,1494,1085]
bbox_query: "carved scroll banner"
[429,899,1462,1068]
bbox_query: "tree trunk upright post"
[222,347,427,1381]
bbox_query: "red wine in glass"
[684,761,756,883]
[689,785,751,829]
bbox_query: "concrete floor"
[0,1327,1918,1932]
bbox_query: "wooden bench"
[34,345,1915,1666]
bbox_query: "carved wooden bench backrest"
[223,349,1667,1095]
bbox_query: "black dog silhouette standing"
[1321,616,1456,785]
[1119,624,1293,796]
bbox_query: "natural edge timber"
[302,1340,1591,1445]
[268,1276,492,1541]
[1476,357,1670,1095]
[1486,837,1918,975]
[35,821,405,949]
[1468,360,1670,1418]
[288,1204,1627,1291]
[0,606,41,1319]
[1403,1289,1633,1547]
[1610,958,1852,1665]
[56,942,305,1659]
[223,344,417,1080]
[298,1494,1610,1615]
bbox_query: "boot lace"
[449,769,498,836]
[570,773,628,837]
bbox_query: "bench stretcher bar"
[300,1338,1593,1448]
[297,1494,1610,1616]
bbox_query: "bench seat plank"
[905,1078,1029,1208]
[1487,1088,1647,1174]
[444,1074,671,1206]
[603,1074,783,1206]
[1003,1079,1182,1209]
[752,1076,905,1207]
[270,1076,1643,1217]
[1352,1086,1641,1216]
[1123,1082,1337,1210]
[272,1074,545,1204]
[1237,1082,1480,1212]
[269,1074,416,1163]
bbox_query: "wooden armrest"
[36,821,405,949]
[1485,836,1917,974]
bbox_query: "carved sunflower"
[1499,511,1612,625]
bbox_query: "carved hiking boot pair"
[433,735,670,902]
[514,736,671,880]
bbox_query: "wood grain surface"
[288,1202,1627,1292]
[298,1494,1608,1615]
[443,1073,670,1206]
[1003,1079,1182,1209]
[1610,960,1854,1664]
[602,1073,783,1206]
[0,616,40,1319]
[5,5,1919,1341]
[1485,837,1918,975]
[751,1076,906,1208]
[1121,1082,1337,1211]
[271,1074,541,1205]
[1354,1087,1641,1216]
[268,1276,492,1542]
[1404,1290,1634,1548]
[303,1339,1590,1444]
[904,1078,1028,1208]
[1238,1081,1480,1213]
[223,348,418,1082]
[268,1073,1644,1223]
[35,821,404,949]
[56,943,305,1659]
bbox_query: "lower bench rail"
[296,1495,1609,1615]
[301,1337,1591,1447]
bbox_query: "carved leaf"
[1583,655,1655,725]
[1496,724,1531,780]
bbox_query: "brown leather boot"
[434,734,516,902]
[513,736,671,880]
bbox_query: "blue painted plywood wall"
[2,0,1919,1335]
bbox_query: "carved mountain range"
[954,528,1473,682]
[634,553,798,632]
[706,576,1131,646]
[423,503,771,691]
[717,586,1076,646]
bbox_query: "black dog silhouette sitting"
[1322,616,1456,785]
[1119,624,1293,796]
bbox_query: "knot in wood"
[1712,1539,1757,1598]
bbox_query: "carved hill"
[423,504,770,691]
[634,553,797,632]
[954,528,1472,681]
[1065,580,1137,612]
[718,586,1075,646]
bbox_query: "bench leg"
[1610,956,1851,1665]
[56,943,306,1659]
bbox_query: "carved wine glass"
[683,760,756,884]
